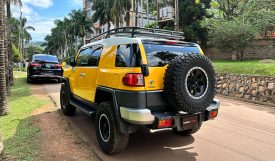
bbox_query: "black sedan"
[27,54,63,83]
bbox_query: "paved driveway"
[40,82,275,161]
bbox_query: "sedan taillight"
[54,64,62,69]
[29,63,41,67]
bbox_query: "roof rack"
[90,27,185,42]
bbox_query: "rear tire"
[27,76,33,83]
[60,83,76,116]
[172,125,201,136]
[57,78,62,83]
[95,102,129,154]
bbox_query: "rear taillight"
[158,118,174,128]
[209,110,218,119]
[54,64,62,68]
[29,63,41,67]
[122,74,144,86]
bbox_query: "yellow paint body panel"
[63,40,203,102]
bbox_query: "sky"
[12,0,83,42]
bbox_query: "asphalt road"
[40,82,275,161]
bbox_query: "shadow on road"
[29,79,60,85]
[67,110,198,161]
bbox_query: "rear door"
[141,41,202,91]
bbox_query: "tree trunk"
[126,11,130,26]
[4,6,10,95]
[240,51,244,61]
[0,0,8,116]
[6,2,14,86]
[107,22,111,30]
[115,16,119,28]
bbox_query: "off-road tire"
[60,83,76,116]
[95,102,129,154]
[173,125,201,136]
[164,53,216,113]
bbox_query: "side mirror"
[69,57,76,66]
[141,64,149,76]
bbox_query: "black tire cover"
[163,53,216,113]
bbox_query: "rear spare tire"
[164,53,216,113]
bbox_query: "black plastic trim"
[96,86,138,134]
[115,90,147,108]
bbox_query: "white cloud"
[10,0,82,41]
[28,19,57,41]
[71,0,82,6]
[22,0,53,9]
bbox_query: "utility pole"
[174,0,179,31]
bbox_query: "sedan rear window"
[33,55,59,63]
[143,43,200,67]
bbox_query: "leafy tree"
[91,0,132,28]
[204,0,275,60]
[92,0,113,29]
[45,10,92,59]
[12,43,20,62]
[24,45,44,60]
[10,17,20,47]
[178,0,212,47]
[112,0,131,27]
[208,19,257,61]
[19,18,35,60]
[215,0,246,20]
[6,0,22,86]
[240,0,275,37]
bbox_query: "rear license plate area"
[45,63,53,68]
[181,116,198,129]
[41,71,53,75]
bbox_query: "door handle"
[80,73,86,77]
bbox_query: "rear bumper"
[30,75,62,79]
[120,98,220,126]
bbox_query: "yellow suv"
[60,27,220,154]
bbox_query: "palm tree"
[91,0,131,28]
[0,0,8,116]
[92,0,113,29]
[69,9,92,52]
[6,0,22,86]
[112,0,131,27]
[20,17,35,59]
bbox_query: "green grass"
[212,59,275,76]
[0,71,48,161]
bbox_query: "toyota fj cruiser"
[60,27,220,154]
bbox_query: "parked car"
[60,27,220,154]
[27,54,63,83]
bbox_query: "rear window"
[115,44,141,67]
[33,55,59,63]
[143,43,200,67]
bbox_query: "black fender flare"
[95,86,138,134]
